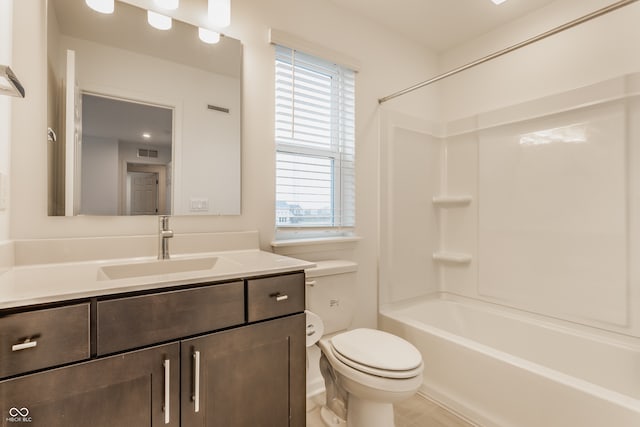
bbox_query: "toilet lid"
[330,328,422,374]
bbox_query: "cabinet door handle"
[163,359,170,424]
[12,340,37,352]
[193,351,201,413]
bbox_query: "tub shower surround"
[379,72,640,426]
[380,297,640,427]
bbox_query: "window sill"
[270,236,362,255]
[271,235,362,248]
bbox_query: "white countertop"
[0,250,315,310]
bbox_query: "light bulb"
[147,11,172,30]
[155,0,179,10]
[208,0,230,28]
[85,0,114,14]
[491,0,507,4]
[199,28,221,44]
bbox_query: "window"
[275,45,355,237]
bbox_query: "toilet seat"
[329,329,423,379]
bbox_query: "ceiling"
[328,0,559,52]
[83,94,173,147]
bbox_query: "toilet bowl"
[318,328,423,427]
[305,261,424,427]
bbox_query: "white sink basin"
[98,256,227,280]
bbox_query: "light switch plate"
[189,198,209,212]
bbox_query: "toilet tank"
[305,260,358,335]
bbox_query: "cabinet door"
[0,342,180,427]
[181,314,305,427]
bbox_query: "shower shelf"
[432,251,472,264]
[432,195,472,207]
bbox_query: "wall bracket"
[0,65,25,98]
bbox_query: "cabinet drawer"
[0,303,90,378]
[97,281,244,355]
[247,272,305,322]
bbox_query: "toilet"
[305,261,424,427]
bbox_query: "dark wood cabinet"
[0,303,90,378]
[180,313,305,427]
[96,281,245,355]
[0,342,180,427]
[246,272,305,322]
[0,272,305,427]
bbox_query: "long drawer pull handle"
[12,340,37,352]
[270,293,289,302]
[193,351,201,413]
[163,359,170,424]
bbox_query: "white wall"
[10,0,438,329]
[440,0,640,122]
[434,0,640,336]
[0,0,13,242]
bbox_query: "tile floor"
[306,394,477,427]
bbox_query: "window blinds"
[275,45,355,230]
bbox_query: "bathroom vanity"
[0,250,310,427]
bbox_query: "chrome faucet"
[158,215,173,260]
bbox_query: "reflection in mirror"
[47,0,242,216]
[82,94,172,215]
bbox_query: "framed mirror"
[47,0,242,216]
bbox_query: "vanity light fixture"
[85,0,114,14]
[142,132,151,139]
[208,0,231,28]
[198,28,221,44]
[147,10,172,30]
[154,0,179,10]
[491,0,508,4]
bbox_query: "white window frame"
[274,44,355,239]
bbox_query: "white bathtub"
[379,296,640,427]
